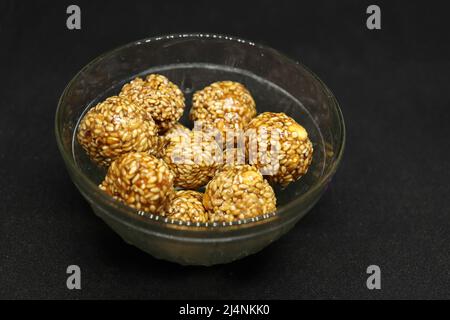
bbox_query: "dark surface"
[0,0,449,299]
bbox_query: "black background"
[0,0,449,299]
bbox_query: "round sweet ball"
[165,190,208,223]
[119,74,185,133]
[190,81,257,145]
[77,96,158,167]
[246,112,313,187]
[204,165,277,222]
[99,152,174,213]
[162,131,222,189]
[191,81,256,125]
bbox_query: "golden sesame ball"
[77,96,158,167]
[162,131,222,189]
[246,112,313,187]
[191,81,256,125]
[190,81,256,146]
[119,74,185,133]
[165,190,208,223]
[99,152,174,213]
[204,165,276,222]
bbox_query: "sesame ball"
[246,112,313,187]
[77,96,158,167]
[190,81,256,146]
[119,74,185,133]
[191,81,256,125]
[99,152,174,213]
[204,165,276,222]
[165,190,208,223]
[162,131,222,189]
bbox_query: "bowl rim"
[55,32,346,231]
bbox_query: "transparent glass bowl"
[55,34,345,266]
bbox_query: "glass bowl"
[55,33,345,266]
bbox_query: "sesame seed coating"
[162,131,222,189]
[246,112,313,187]
[204,165,276,222]
[156,122,191,158]
[190,81,256,146]
[165,190,208,223]
[77,96,158,167]
[99,152,174,214]
[162,122,191,143]
[219,147,246,171]
[119,74,185,133]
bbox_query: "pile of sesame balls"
[77,74,313,224]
